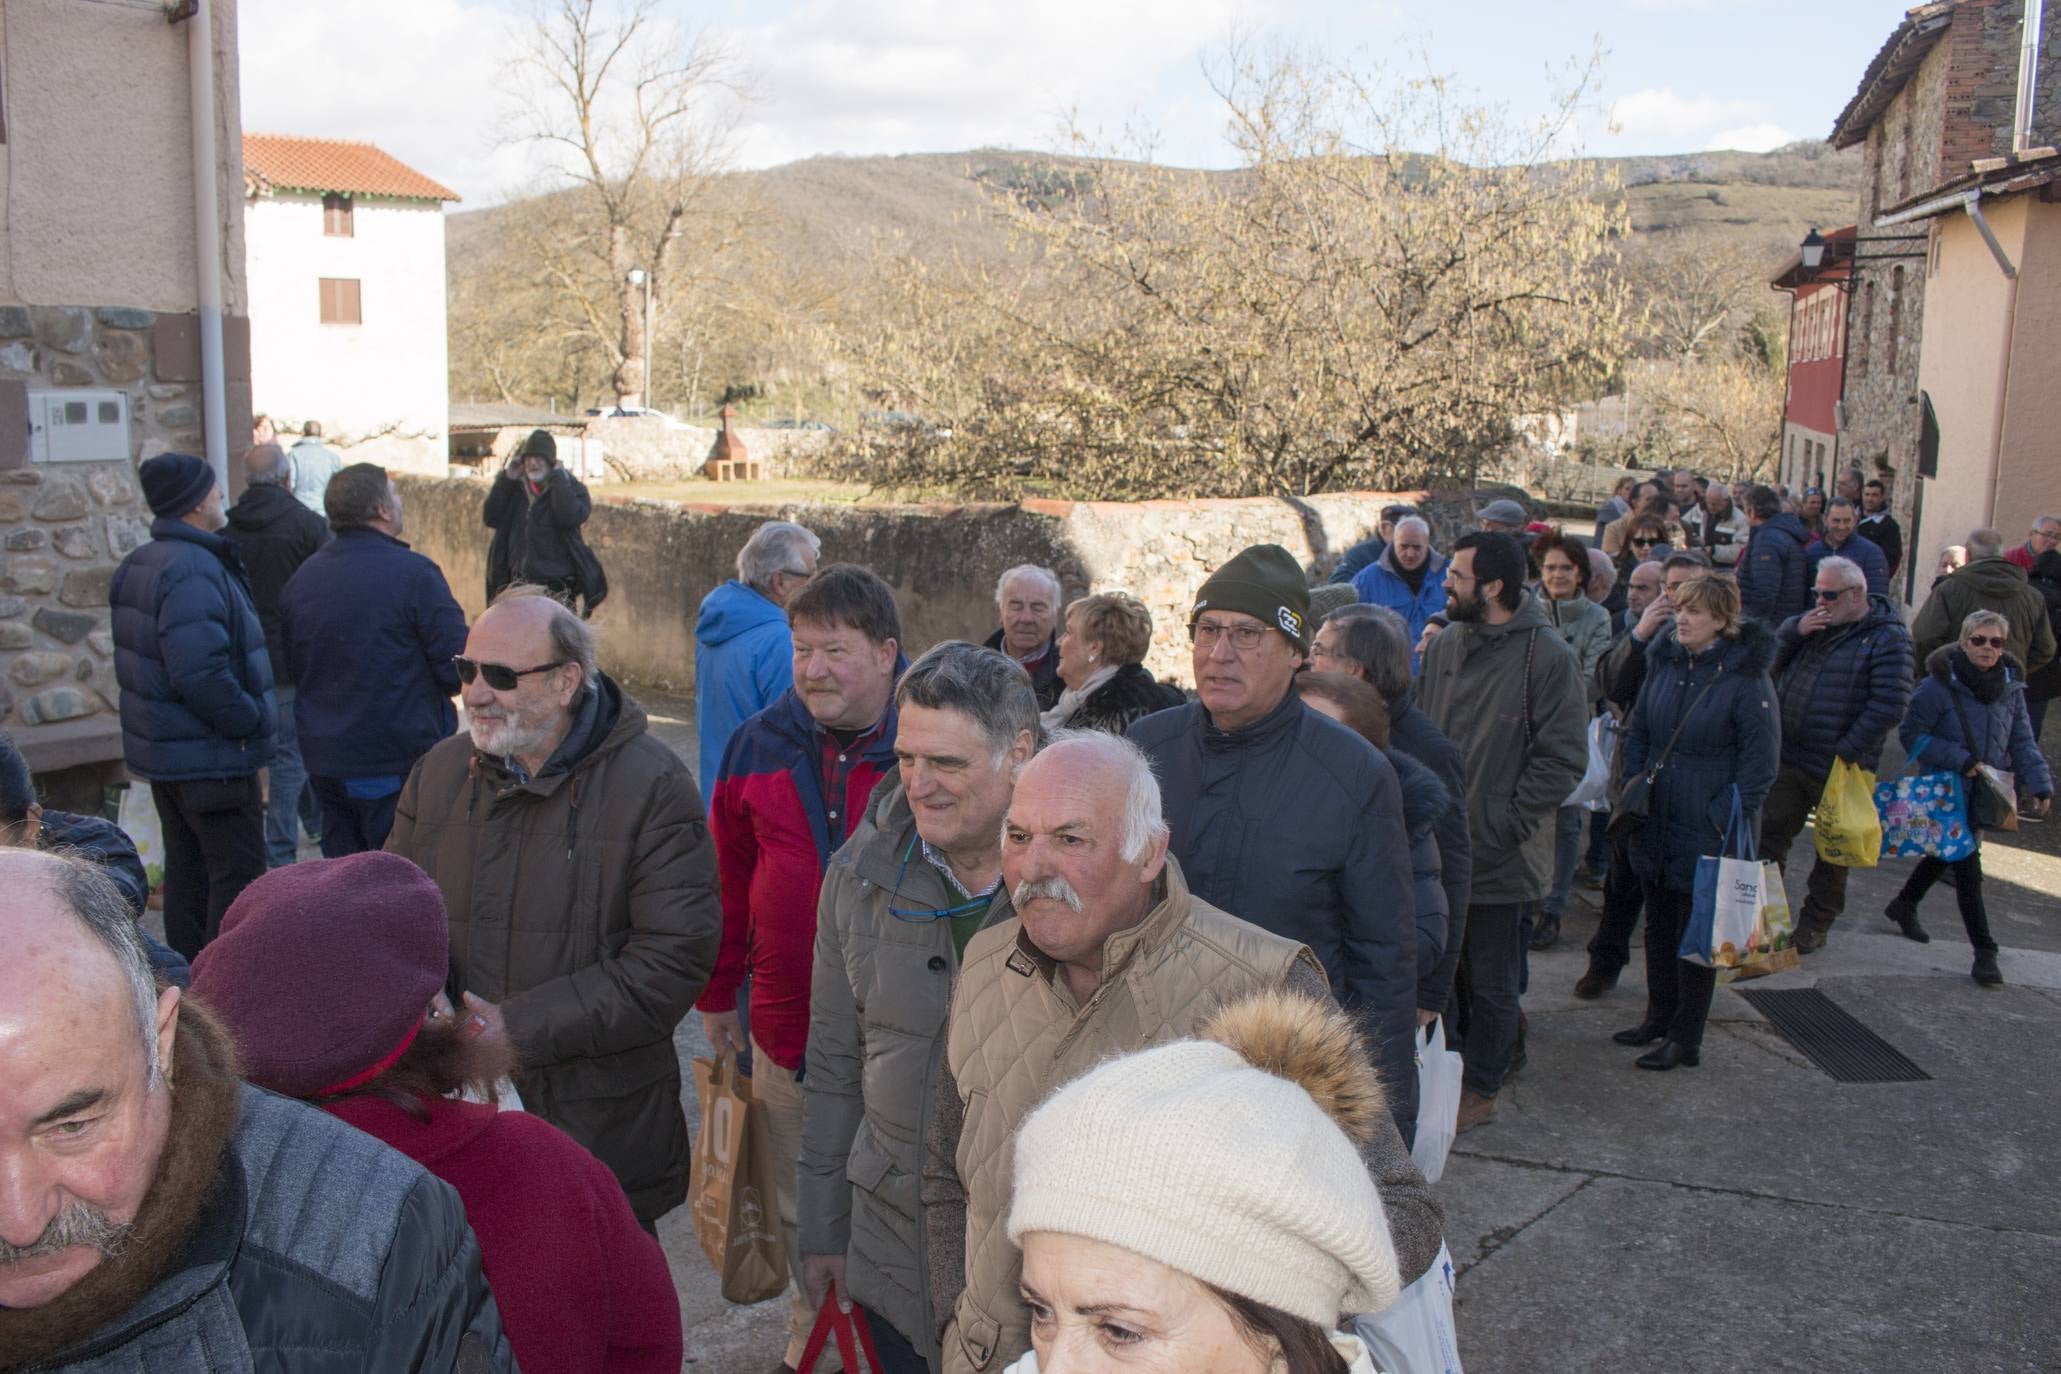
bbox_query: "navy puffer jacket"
[1623,620,1781,891]
[1387,744,1456,1013]
[1740,513,1811,624]
[1901,647,2054,798]
[1773,593,1914,781]
[109,519,275,781]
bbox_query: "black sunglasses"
[453,656,566,690]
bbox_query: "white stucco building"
[242,134,457,474]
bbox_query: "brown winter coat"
[386,674,720,1223]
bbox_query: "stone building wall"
[399,478,1435,695]
[0,305,212,771]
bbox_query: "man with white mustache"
[921,733,1442,1374]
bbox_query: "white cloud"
[717,0,1269,169]
[238,0,534,206]
[1708,122,1793,152]
[1608,86,1761,142]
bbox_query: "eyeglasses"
[1966,635,2006,648]
[886,842,994,923]
[1190,619,1269,651]
[1630,537,1660,548]
[453,656,567,690]
[1812,588,1852,601]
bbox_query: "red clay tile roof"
[243,134,460,202]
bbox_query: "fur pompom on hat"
[1006,989,1401,1326]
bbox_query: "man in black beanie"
[1127,543,1425,1143]
[109,453,276,957]
[482,428,593,606]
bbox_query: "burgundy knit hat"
[190,852,449,1099]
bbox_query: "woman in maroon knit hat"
[190,851,682,1374]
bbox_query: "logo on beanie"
[1278,606,1303,638]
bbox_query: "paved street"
[594,689,2061,1370]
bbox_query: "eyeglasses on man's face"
[1966,634,2006,649]
[1812,587,1853,602]
[1190,619,1269,652]
[453,656,566,691]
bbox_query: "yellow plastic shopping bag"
[1814,757,1881,868]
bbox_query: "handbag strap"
[1948,688,1991,770]
[1643,663,1724,779]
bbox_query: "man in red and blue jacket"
[696,564,904,1373]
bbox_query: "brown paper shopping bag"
[689,1054,788,1304]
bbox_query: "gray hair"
[1966,528,2006,559]
[736,521,820,593]
[1586,546,1617,594]
[2038,514,2061,533]
[896,641,1041,760]
[244,442,291,488]
[1029,729,1170,864]
[1322,603,1412,705]
[490,583,599,696]
[995,564,1061,609]
[1815,555,1866,592]
[45,855,165,1089]
[1392,516,1431,541]
[1961,608,2010,641]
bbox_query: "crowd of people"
[4,441,2056,1373]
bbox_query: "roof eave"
[1829,6,1955,150]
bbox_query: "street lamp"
[1794,226,1928,289]
[1800,228,1826,271]
[626,267,654,411]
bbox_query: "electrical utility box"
[28,389,131,464]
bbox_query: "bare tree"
[507,0,744,407]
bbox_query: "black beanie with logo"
[1192,544,1311,648]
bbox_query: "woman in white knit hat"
[1003,988,1402,1373]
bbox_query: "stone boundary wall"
[581,415,831,483]
[399,477,1436,694]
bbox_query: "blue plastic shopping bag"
[1874,735,1977,862]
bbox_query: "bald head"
[0,852,179,1309]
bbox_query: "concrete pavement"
[622,687,2061,1370]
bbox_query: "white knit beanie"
[1006,990,1402,1326]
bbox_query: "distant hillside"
[448,141,1863,417]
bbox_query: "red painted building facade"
[1772,226,1855,495]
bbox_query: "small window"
[63,400,86,424]
[319,277,362,326]
[323,193,354,238]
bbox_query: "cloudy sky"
[240,0,1902,206]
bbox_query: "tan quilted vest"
[941,860,1316,1374]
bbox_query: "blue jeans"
[264,692,310,869]
[1544,804,1583,916]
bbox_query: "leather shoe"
[1972,948,2003,986]
[1794,923,1827,954]
[1635,1040,1700,1070]
[1612,1020,1664,1046]
[1529,913,1561,950]
[1885,898,1930,943]
[1573,966,1619,1000]
[1456,1088,1497,1133]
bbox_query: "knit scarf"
[1395,558,1431,594]
[0,1004,243,1371]
[1951,648,2008,704]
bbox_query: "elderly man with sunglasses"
[1129,544,1423,1144]
[799,640,1037,1374]
[387,584,719,1232]
[1756,555,1915,953]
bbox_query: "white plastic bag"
[1564,715,1617,811]
[1410,1018,1463,1185]
[1353,1241,1463,1374]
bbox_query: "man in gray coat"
[0,850,513,1370]
[800,643,1039,1373]
[1418,532,1588,1133]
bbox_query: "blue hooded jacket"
[1351,549,1450,671]
[1740,512,1812,625]
[694,580,794,805]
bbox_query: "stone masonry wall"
[399,478,1433,695]
[0,305,204,770]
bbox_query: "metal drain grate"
[1735,988,1932,1083]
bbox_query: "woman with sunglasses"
[1614,513,1674,589]
[1885,610,2054,984]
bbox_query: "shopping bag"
[689,1054,788,1304]
[1970,764,2019,831]
[1873,738,1977,861]
[1410,1018,1463,1185]
[1812,758,1881,868]
[1352,1241,1464,1374]
[1682,788,1763,970]
[796,1295,885,1374]
[1564,715,1618,811]
[1723,860,1799,984]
